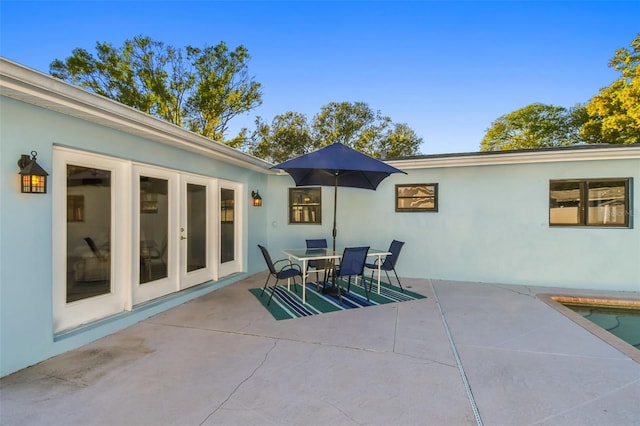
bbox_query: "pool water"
[565,305,640,350]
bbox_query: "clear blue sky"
[1,1,638,154]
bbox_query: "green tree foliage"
[248,102,422,162]
[480,103,589,151]
[311,102,391,156]
[250,112,314,163]
[382,123,423,158]
[582,34,640,144]
[49,35,262,142]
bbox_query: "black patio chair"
[305,238,328,286]
[334,246,370,303]
[258,245,302,305]
[365,240,404,292]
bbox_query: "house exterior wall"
[1,58,638,378]
[0,96,268,377]
[265,157,640,292]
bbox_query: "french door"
[54,148,244,332]
[132,165,176,304]
[179,175,215,289]
[132,169,215,304]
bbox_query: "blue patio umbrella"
[272,142,406,250]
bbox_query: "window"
[549,178,631,227]
[396,183,438,212]
[289,187,321,224]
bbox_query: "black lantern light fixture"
[18,151,48,193]
[251,190,263,207]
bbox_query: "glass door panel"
[180,176,213,288]
[186,183,207,272]
[140,176,169,284]
[220,188,235,264]
[66,165,112,302]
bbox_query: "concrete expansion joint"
[198,339,279,426]
[529,378,640,425]
[431,279,484,426]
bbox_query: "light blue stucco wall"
[0,96,268,376]
[2,91,639,377]
[264,158,640,292]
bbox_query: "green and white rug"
[249,277,426,320]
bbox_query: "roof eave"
[0,57,274,174]
[386,144,640,169]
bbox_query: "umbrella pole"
[333,179,337,252]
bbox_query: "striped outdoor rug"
[249,277,426,320]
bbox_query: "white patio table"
[282,247,391,304]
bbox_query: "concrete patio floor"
[1,274,639,426]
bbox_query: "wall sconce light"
[17,151,48,193]
[251,190,263,207]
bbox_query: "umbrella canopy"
[272,142,406,249]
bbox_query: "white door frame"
[179,173,216,289]
[132,164,179,305]
[218,180,243,278]
[52,148,131,333]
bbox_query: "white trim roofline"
[0,57,273,173]
[387,144,640,169]
[3,57,639,171]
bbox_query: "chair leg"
[260,275,272,297]
[267,279,279,305]
[393,268,403,292]
[362,274,370,301]
[337,276,345,305]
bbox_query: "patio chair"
[365,240,404,292]
[305,238,328,286]
[334,246,370,303]
[258,245,302,305]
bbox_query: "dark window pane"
[550,181,582,225]
[66,165,111,302]
[587,180,627,226]
[396,184,438,212]
[289,187,321,224]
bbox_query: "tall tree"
[50,35,262,142]
[381,123,423,158]
[581,34,640,144]
[247,101,422,162]
[250,112,314,163]
[311,101,393,156]
[480,103,588,151]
